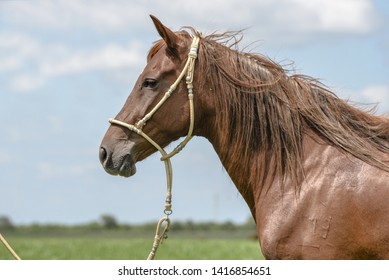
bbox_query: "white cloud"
[8,74,45,92]
[0,32,145,92]
[281,0,378,34]
[0,151,13,164]
[40,42,144,77]
[37,161,98,179]
[1,0,146,31]
[45,115,65,137]
[2,0,380,37]
[0,56,22,72]
[0,33,40,72]
[3,115,65,143]
[361,85,389,106]
[340,85,389,114]
[0,33,46,91]
[0,0,382,93]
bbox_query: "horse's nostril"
[99,146,108,164]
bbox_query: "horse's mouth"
[99,147,137,177]
[117,154,137,177]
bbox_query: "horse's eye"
[142,79,158,89]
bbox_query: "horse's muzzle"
[99,146,136,177]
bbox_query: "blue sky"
[1,0,388,225]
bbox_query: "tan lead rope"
[108,118,174,260]
[0,233,21,260]
[107,118,173,260]
[108,35,200,260]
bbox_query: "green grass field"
[1,237,264,260]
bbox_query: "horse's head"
[99,16,208,177]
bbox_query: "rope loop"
[147,216,171,260]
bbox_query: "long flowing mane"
[151,30,389,189]
[196,31,389,188]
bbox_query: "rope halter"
[108,35,200,260]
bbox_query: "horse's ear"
[150,15,180,51]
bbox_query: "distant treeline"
[0,215,256,235]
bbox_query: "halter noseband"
[108,35,200,260]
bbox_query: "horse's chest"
[258,214,337,259]
[256,206,319,258]
[256,174,389,259]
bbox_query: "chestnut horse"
[99,16,389,259]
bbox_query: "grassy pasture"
[1,237,264,260]
[1,217,262,260]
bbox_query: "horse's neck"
[205,128,328,218]
[204,127,261,216]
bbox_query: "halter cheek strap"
[108,35,200,260]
